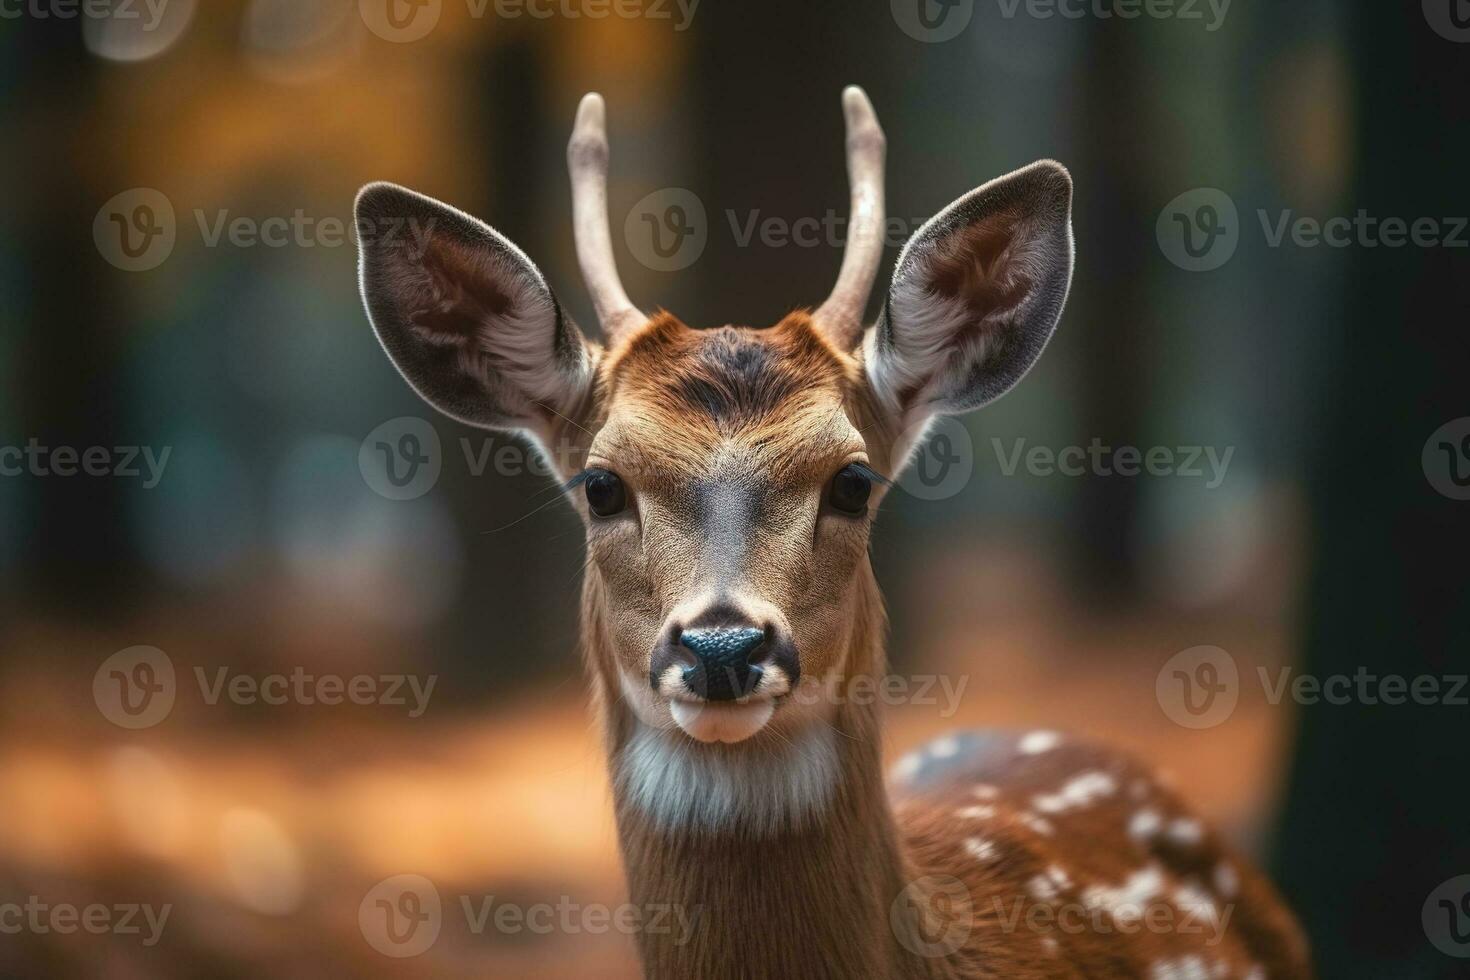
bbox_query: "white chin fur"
[669,699,775,743]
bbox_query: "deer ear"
[864,161,1073,431]
[355,182,596,441]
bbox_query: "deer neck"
[582,568,952,980]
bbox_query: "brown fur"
[572,314,1312,979]
[928,209,1034,318]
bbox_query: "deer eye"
[583,469,627,518]
[828,464,872,515]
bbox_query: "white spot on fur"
[1148,956,1211,980]
[1129,807,1162,842]
[957,804,996,820]
[1041,936,1060,956]
[1033,770,1117,814]
[964,837,997,862]
[1027,873,1061,903]
[1019,812,1055,836]
[1018,730,1061,755]
[1213,862,1239,899]
[1166,818,1204,846]
[1173,883,1220,928]
[1083,863,1165,924]
[617,723,838,835]
[972,783,999,800]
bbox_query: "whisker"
[479,494,569,534]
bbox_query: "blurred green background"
[1,0,1467,976]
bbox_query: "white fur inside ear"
[453,249,593,421]
[865,161,1073,436]
[616,722,839,835]
[864,286,979,435]
[359,182,596,434]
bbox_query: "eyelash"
[846,462,891,487]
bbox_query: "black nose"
[677,626,766,702]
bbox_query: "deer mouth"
[668,697,776,744]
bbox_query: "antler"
[568,93,643,344]
[814,86,888,350]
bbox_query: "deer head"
[354,88,1073,751]
[354,92,1318,980]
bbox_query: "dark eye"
[828,464,872,515]
[584,469,627,518]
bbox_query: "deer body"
[356,89,1311,978]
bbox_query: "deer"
[353,87,1312,979]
